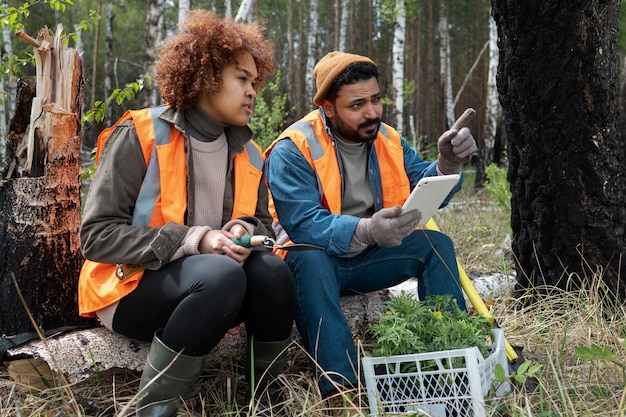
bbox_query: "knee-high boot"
[245,336,291,412]
[137,331,207,417]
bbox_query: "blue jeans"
[284,229,466,396]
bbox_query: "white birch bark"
[235,0,254,23]
[104,6,114,127]
[178,0,190,23]
[392,0,406,133]
[224,0,232,18]
[74,24,84,55]
[338,0,349,52]
[438,0,454,127]
[483,14,501,164]
[305,0,319,106]
[140,0,163,108]
[1,0,16,158]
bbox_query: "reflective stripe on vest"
[131,106,171,226]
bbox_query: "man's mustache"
[358,118,381,129]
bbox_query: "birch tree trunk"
[90,0,102,108]
[1,0,16,159]
[224,0,232,18]
[475,13,501,187]
[0,25,93,335]
[235,0,254,23]
[1,0,14,118]
[139,0,163,108]
[392,0,406,133]
[438,0,454,128]
[338,0,349,52]
[103,6,114,128]
[178,0,190,23]
[305,0,319,107]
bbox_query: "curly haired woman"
[78,10,295,416]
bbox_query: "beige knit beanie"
[313,51,376,106]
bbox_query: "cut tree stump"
[0,25,95,335]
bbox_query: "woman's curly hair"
[155,10,275,110]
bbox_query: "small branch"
[15,30,41,48]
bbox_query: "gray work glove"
[355,206,422,247]
[437,126,477,174]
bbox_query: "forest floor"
[1,178,624,416]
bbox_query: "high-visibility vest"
[265,110,410,257]
[78,106,264,316]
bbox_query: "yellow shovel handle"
[424,218,518,362]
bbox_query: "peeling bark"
[0,25,94,335]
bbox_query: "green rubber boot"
[136,331,206,417]
[245,337,291,414]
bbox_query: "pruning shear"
[230,235,325,251]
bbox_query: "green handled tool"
[230,235,325,251]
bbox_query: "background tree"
[138,0,162,108]
[491,0,626,299]
[2,0,501,176]
[391,0,406,132]
[475,12,502,187]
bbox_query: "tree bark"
[139,0,163,108]
[178,0,190,23]
[392,0,406,134]
[235,0,254,23]
[338,0,349,52]
[438,0,454,128]
[1,0,16,160]
[0,25,94,335]
[305,0,319,107]
[492,1,626,299]
[475,13,502,188]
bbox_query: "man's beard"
[330,112,381,143]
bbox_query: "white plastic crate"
[362,329,510,417]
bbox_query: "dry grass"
[2,183,625,416]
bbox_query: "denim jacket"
[264,109,462,257]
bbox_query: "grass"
[1,180,625,416]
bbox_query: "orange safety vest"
[265,110,411,258]
[78,106,264,316]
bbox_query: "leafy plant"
[368,292,493,360]
[249,71,292,150]
[484,162,511,213]
[494,360,542,387]
[82,77,150,124]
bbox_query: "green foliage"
[494,360,542,386]
[368,292,493,360]
[249,71,292,151]
[0,1,30,32]
[484,162,511,213]
[574,343,619,363]
[82,77,150,124]
[574,341,626,385]
[0,1,98,100]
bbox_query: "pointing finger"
[451,108,476,131]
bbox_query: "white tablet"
[401,174,461,225]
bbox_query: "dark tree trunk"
[0,26,95,335]
[492,1,626,299]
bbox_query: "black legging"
[112,250,295,356]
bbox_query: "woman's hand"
[198,229,251,266]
